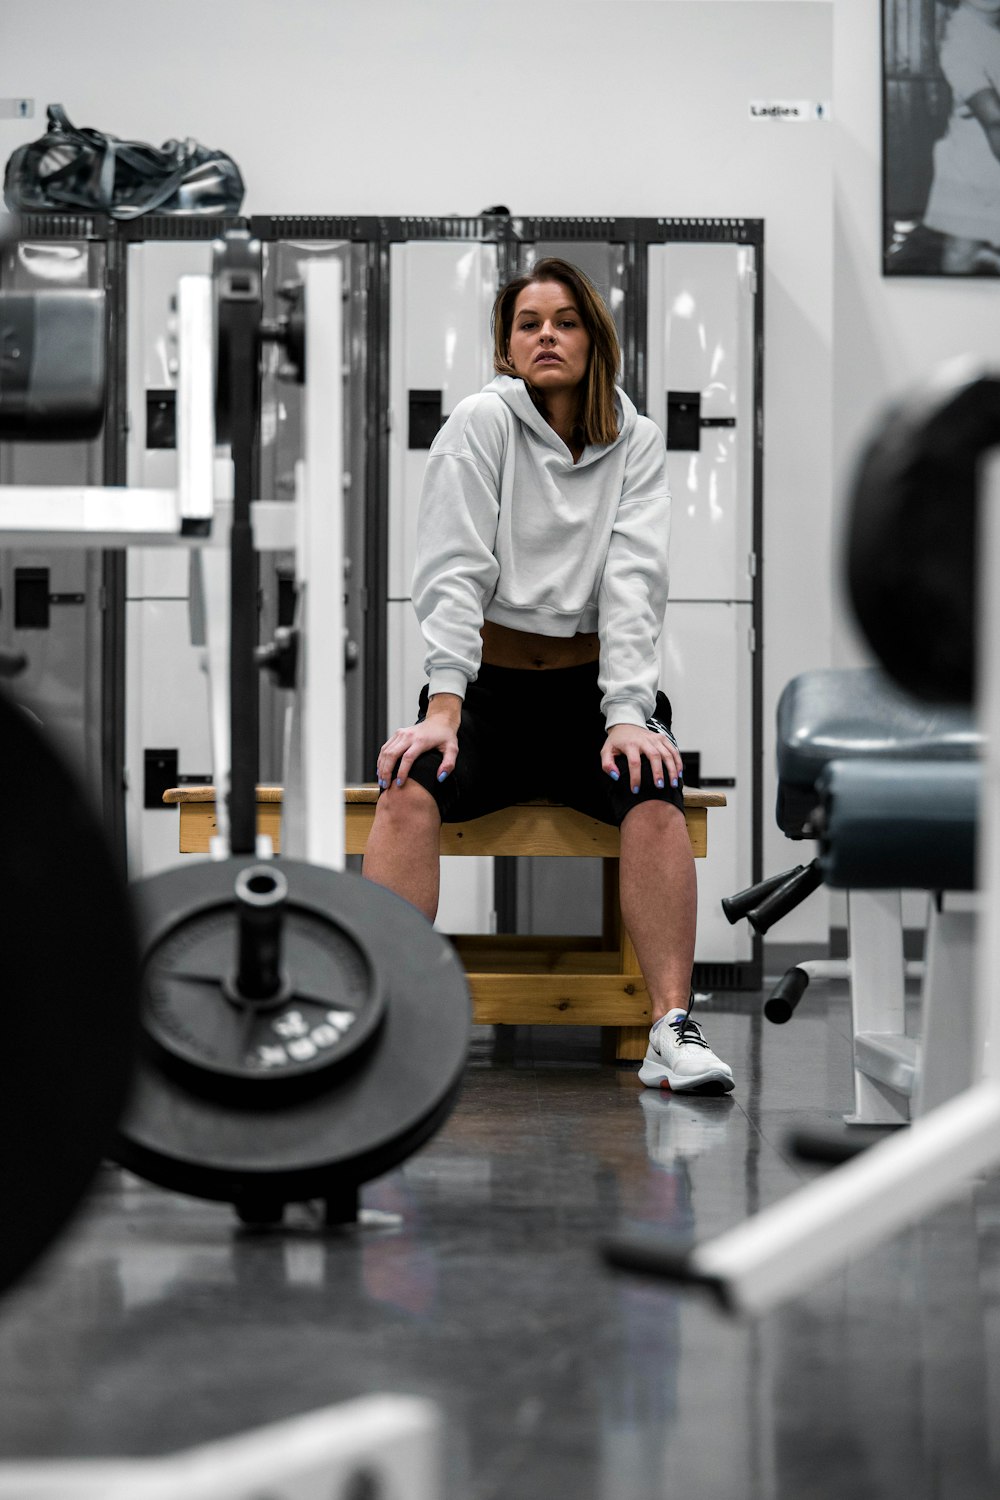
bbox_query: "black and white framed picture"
[884,0,1000,275]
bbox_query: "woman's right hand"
[376,708,460,790]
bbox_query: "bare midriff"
[480,620,600,670]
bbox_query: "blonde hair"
[491,257,621,447]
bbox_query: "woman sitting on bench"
[362,257,734,1095]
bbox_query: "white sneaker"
[638,1003,735,1094]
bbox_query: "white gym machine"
[0,241,440,1495]
[606,446,1000,1316]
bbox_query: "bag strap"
[45,103,76,133]
[108,153,234,219]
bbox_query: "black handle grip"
[747,859,824,935]
[721,866,806,925]
[602,1233,732,1310]
[764,965,810,1024]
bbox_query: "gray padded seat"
[776,668,979,839]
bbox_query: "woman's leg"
[361,780,442,924]
[618,799,697,1023]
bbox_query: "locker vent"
[14,213,107,239]
[693,960,761,992]
[120,216,249,242]
[251,216,378,241]
[519,217,619,239]
[651,218,759,242]
[393,217,496,240]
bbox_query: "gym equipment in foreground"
[0,679,139,1296]
[113,235,470,1225]
[0,230,470,1256]
[723,666,977,1125]
[0,1395,440,1499]
[603,359,1000,1314]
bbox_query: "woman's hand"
[377,700,461,790]
[600,722,683,794]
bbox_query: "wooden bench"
[164,784,727,1062]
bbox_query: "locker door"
[386,241,499,934]
[660,601,754,964]
[0,238,106,793]
[387,241,499,596]
[125,241,216,877]
[646,242,756,604]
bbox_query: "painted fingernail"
[437,770,448,782]
[378,778,386,790]
[656,778,665,789]
[396,777,403,787]
[632,785,640,794]
[671,778,679,788]
[609,769,620,781]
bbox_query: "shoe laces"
[669,994,710,1050]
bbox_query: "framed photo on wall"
[884,0,1000,276]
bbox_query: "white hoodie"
[412,374,670,728]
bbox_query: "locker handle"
[667,391,737,451]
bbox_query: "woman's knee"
[375,778,442,833]
[620,796,686,839]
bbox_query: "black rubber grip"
[721,866,804,925]
[748,859,824,935]
[764,966,810,1024]
[601,1234,732,1310]
[789,1125,901,1165]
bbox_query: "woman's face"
[506,280,591,395]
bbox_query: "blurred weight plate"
[847,363,1000,704]
[0,685,140,1297]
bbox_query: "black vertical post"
[101,222,130,878]
[216,233,262,857]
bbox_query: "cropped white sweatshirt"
[411,375,671,729]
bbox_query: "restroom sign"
[749,100,830,122]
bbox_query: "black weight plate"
[141,890,387,1098]
[114,858,470,1204]
[0,686,140,1298]
[846,365,1000,705]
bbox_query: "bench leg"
[613,1025,649,1062]
[602,858,622,948]
[614,921,647,1062]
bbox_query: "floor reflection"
[0,1004,997,1499]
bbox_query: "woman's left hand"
[600,723,683,793]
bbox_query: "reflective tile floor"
[2,992,1000,1499]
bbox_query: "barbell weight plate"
[113,858,470,1208]
[846,362,1000,705]
[0,686,140,1298]
[141,892,387,1100]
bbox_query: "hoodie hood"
[484,375,637,466]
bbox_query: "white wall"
[0,0,835,939]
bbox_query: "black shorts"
[390,660,685,828]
